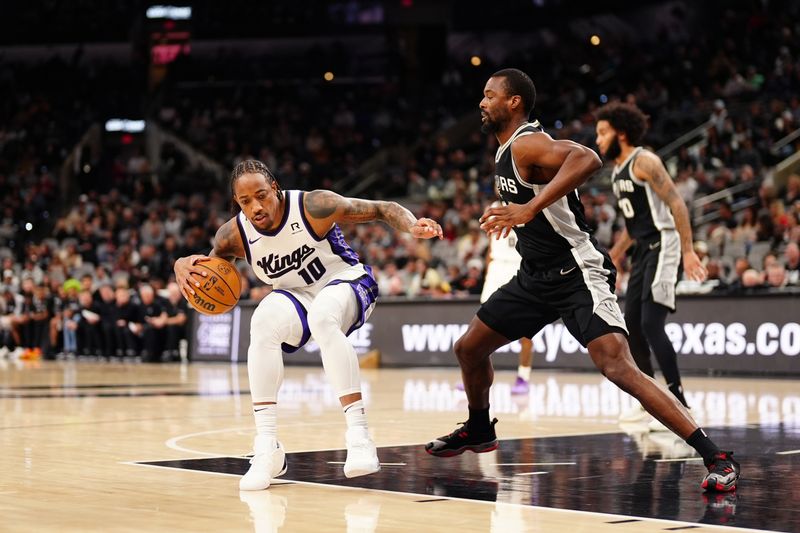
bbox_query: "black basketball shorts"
[626,230,681,312]
[477,249,628,346]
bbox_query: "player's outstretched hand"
[683,250,708,282]
[479,203,532,239]
[411,218,444,239]
[174,255,211,300]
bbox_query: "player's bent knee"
[307,307,340,337]
[454,336,487,367]
[593,340,637,384]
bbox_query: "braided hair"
[229,159,283,214]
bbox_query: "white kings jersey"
[486,201,523,267]
[235,190,370,291]
[480,202,524,303]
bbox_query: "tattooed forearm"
[637,152,695,253]
[375,201,416,233]
[305,190,417,232]
[211,219,245,261]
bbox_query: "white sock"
[518,365,531,381]
[343,399,368,430]
[253,404,277,439]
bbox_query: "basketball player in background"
[174,160,442,491]
[596,103,705,431]
[458,200,534,394]
[426,69,739,492]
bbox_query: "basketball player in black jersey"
[425,69,739,492]
[596,102,704,430]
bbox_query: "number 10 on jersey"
[298,257,327,284]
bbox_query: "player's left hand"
[683,250,708,282]
[411,218,443,239]
[480,203,533,239]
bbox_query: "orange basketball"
[187,257,242,315]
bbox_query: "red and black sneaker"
[425,418,499,457]
[701,451,740,492]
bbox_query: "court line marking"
[514,471,549,476]
[260,477,778,533]
[776,449,800,455]
[496,462,576,466]
[163,427,626,457]
[120,461,292,485]
[127,452,774,533]
[654,457,704,463]
[126,458,772,532]
[164,422,345,457]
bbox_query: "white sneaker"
[343,427,380,478]
[239,436,287,491]
[0,346,9,359]
[618,402,652,423]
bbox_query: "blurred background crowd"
[0,0,798,360]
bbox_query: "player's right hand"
[173,255,210,300]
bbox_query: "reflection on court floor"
[141,424,800,532]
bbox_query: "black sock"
[468,406,491,431]
[686,428,721,465]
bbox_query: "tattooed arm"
[304,190,443,239]
[173,218,246,299]
[632,150,707,281]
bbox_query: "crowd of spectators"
[1,3,799,359]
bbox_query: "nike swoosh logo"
[560,267,577,275]
[649,242,661,250]
[249,237,262,244]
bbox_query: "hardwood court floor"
[1,360,798,532]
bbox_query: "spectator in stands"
[456,220,488,264]
[717,202,737,230]
[785,242,800,285]
[163,282,188,361]
[96,283,117,357]
[139,284,167,362]
[740,269,766,291]
[765,263,788,289]
[376,262,405,297]
[451,258,485,297]
[783,175,800,207]
[114,287,142,358]
[76,290,103,356]
[60,281,83,357]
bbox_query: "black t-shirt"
[116,301,143,325]
[163,297,188,318]
[141,297,165,319]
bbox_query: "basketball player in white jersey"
[595,103,706,431]
[479,201,533,394]
[174,160,442,491]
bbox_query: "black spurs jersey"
[494,122,600,268]
[611,147,676,242]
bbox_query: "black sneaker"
[425,419,498,457]
[701,451,740,492]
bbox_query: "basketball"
[187,257,242,315]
